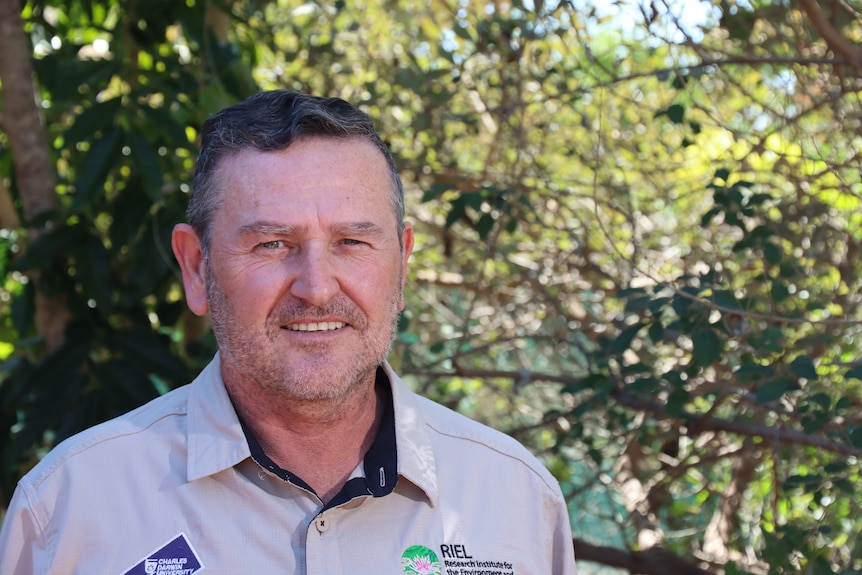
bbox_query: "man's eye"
[342,238,363,246]
[260,240,284,249]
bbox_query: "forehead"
[213,137,395,223]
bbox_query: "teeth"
[286,322,346,332]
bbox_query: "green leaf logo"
[401,545,442,575]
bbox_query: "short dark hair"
[188,90,405,253]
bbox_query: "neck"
[226,370,384,503]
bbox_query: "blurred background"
[1,0,861,573]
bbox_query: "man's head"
[172,91,414,403]
[188,90,406,255]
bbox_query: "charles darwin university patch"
[122,533,204,575]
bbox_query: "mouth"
[283,321,347,332]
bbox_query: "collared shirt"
[0,356,577,575]
[241,369,400,510]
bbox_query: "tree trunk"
[0,0,71,352]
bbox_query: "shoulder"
[20,384,192,492]
[413,393,563,495]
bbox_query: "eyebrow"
[330,221,385,236]
[238,223,298,237]
[238,221,385,237]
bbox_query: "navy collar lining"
[240,367,398,509]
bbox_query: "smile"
[283,321,347,332]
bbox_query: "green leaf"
[73,128,124,209]
[845,364,862,380]
[665,389,690,416]
[616,287,647,299]
[783,473,822,492]
[462,191,483,211]
[823,461,848,474]
[77,234,114,312]
[647,320,664,344]
[755,377,797,404]
[475,213,495,239]
[109,178,151,251]
[789,355,818,381]
[564,373,609,395]
[691,327,723,366]
[421,182,455,202]
[721,9,757,41]
[14,224,87,272]
[749,325,785,354]
[127,130,164,200]
[452,23,473,41]
[700,206,722,226]
[611,322,643,355]
[763,242,782,266]
[808,392,831,411]
[712,290,740,310]
[143,105,192,146]
[734,362,773,381]
[92,359,160,408]
[836,396,852,411]
[647,296,672,314]
[656,103,685,124]
[65,98,123,144]
[770,281,790,303]
[109,327,188,381]
[443,197,466,229]
[397,312,410,333]
[714,168,731,182]
[624,295,653,313]
[630,376,659,394]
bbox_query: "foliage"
[1,0,862,573]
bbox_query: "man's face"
[198,137,413,402]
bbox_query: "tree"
[1,1,861,573]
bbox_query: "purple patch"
[123,533,204,575]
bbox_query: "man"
[0,90,576,574]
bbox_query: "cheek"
[213,262,287,309]
[339,260,401,308]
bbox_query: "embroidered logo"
[122,533,204,575]
[401,545,442,575]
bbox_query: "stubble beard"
[205,262,402,403]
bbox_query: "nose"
[289,245,339,306]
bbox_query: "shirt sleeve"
[547,481,578,574]
[0,482,46,575]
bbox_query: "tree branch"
[409,367,862,458]
[610,388,862,458]
[574,537,716,575]
[798,0,862,69]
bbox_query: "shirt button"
[315,517,330,533]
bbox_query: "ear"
[172,223,209,316]
[397,221,415,311]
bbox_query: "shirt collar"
[185,355,439,506]
[384,362,440,506]
[239,368,398,506]
[186,354,250,482]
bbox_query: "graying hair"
[188,90,405,253]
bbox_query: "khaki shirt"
[0,357,577,574]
